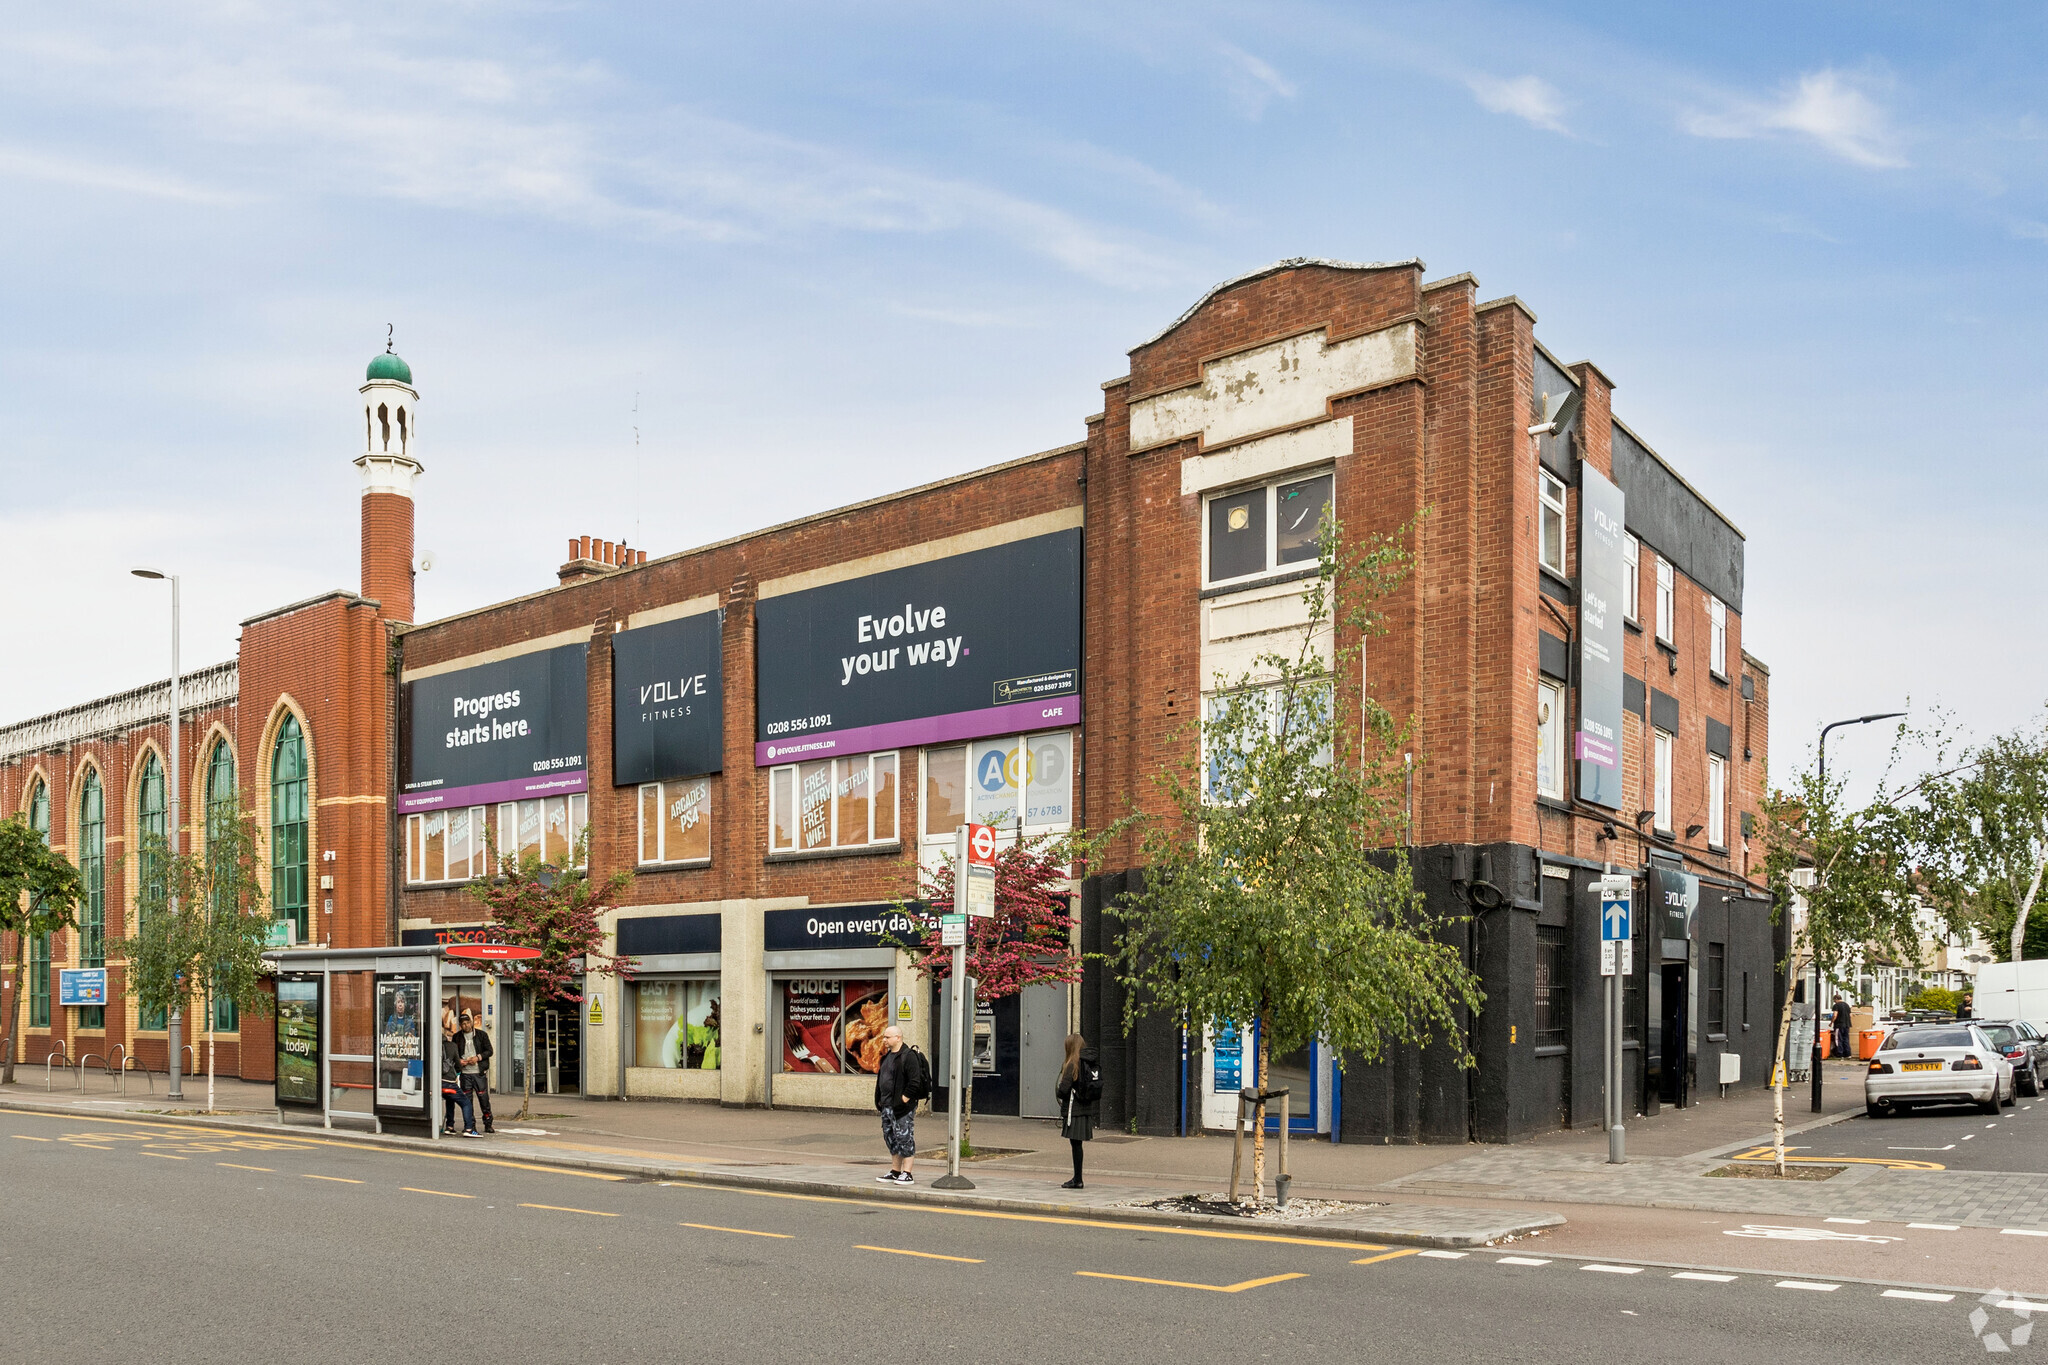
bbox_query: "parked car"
[1978,1019,2048,1098]
[1864,1023,2016,1117]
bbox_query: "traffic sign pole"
[1597,870,1631,1165]
[933,824,979,1191]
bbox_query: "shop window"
[1539,471,1567,576]
[1204,469,1334,588]
[779,978,889,1074]
[271,715,310,944]
[633,980,721,1069]
[405,796,587,884]
[1622,533,1640,622]
[78,769,105,1028]
[1537,679,1565,800]
[767,752,898,853]
[1707,754,1727,848]
[1655,558,1675,646]
[639,779,713,866]
[1708,597,1727,678]
[1533,928,1569,1049]
[1653,729,1674,834]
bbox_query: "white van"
[1974,960,2048,1030]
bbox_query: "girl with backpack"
[1055,1033,1100,1190]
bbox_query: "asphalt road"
[0,1109,2035,1364]
[1794,1093,2047,1172]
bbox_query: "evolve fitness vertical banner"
[612,608,723,786]
[1576,466,1627,808]
[400,643,589,812]
[753,527,1081,765]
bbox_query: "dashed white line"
[1673,1272,1737,1283]
[1882,1290,1954,1302]
[1418,1250,1466,1260]
[1823,1218,1869,1224]
[1990,1299,2046,1312]
[1776,1280,1841,1292]
[2000,1228,2048,1237]
[1963,1134,1976,1140]
[1908,1223,1960,1230]
[1496,1256,1550,1266]
[1583,1265,1643,1275]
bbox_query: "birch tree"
[1915,724,2048,964]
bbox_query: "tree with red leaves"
[895,829,1084,1156]
[466,828,636,1121]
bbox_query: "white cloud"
[0,143,240,202]
[1682,68,1907,169]
[1215,42,1297,120]
[1464,73,1569,134]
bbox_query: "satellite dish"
[416,551,437,573]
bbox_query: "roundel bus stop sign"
[959,823,997,917]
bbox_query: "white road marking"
[1776,1280,1841,1292]
[1673,1272,1737,1283]
[1986,1123,1998,1128]
[1888,1145,1955,1151]
[1583,1265,1643,1274]
[1908,1223,1961,1230]
[1963,1134,1976,1140]
[2000,1229,2048,1237]
[1988,1299,2045,1312]
[1882,1289,1954,1302]
[1496,1257,1550,1266]
[1823,1218,1869,1224]
[1418,1250,1466,1259]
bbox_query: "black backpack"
[1075,1059,1103,1106]
[901,1046,934,1101]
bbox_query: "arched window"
[79,770,105,1029]
[378,403,391,452]
[138,754,167,1030]
[27,780,50,1027]
[397,405,408,454]
[206,739,238,1031]
[271,716,309,944]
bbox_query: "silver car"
[1864,1023,2015,1117]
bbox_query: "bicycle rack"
[105,1045,154,1096]
[180,1044,197,1078]
[44,1042,72,1092]
[76,1053,105,1093]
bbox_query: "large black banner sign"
[1576,466,1627,808]
[754,528,1081,766]
[763,905,921,952]
[400,643,589,813]
[613,609,723,786]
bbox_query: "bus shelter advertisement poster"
[400,643,590,813]
[754,527,1080,766]
[375,976,426,1111]
[276,977,321,1107]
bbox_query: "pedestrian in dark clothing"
[874,1025,917,1185]
[457,1008,495,1134]
[1055,1033,1099,1191]
[1959,993,1974,1021]
[439,1016,477,1137]
[1830,996,1852,1060]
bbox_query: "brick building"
[3,257,1774,1142]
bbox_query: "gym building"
[3,256,1776,1142]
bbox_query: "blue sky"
[4,2,2044,790]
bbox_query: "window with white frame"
[1653,729,1674,833]
[1205,681,1333,803]
[921,733,1073,855]
[1655,557,1675,646]
[639,778,713,866]
[1203,469,1334,587]
[768,751,898,853]
[1538,470,1567,576]
[1622,534,1640,622]
[1707,753,1727,848]
[1536,679,1565,800]
[405,795,588,884]
[1708,597,1727,677]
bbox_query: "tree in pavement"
[1104,517,1483,1206]
[467,827,635,1121]
[1914,720,2048,965]
[894,829,1085,1157]
[116,800,277,1112]
[0,815,85,1086]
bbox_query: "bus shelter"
[261,945,451,1138]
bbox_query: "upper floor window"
[1708,597,1728,678]
[1653,728,1674,834]
[1205,682,1333,803]
[27,777,49,843]
[1536,679,1565,801]
[78,769,105,1028]
[205,739,235,840]
[405,795,588,885]
[138,752,167,904]
[1538,471,1567,576]
[921,733,1074,855]
[1655,557,1675,646]
[1204,470,1333,587]
[271,715,310,944]
[1708,753,1727,848]
[769,751,898,854]
[640,779,713,866]
[26,778,51,1028]
[1622,534,1640,622]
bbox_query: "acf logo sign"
[972,735,1071,827]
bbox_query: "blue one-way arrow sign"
[1599,879,1631,942]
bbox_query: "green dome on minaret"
[367,349,413,384]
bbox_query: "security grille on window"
[1655,558,1675,646]
[1204,470,1333,587]
[1653,729,1674,833]
[1536,679,1565,800]
[1707,753,1727,848]
[1707,943,1727,1037]
[1538,471,1567,576]
[640,779,714,865]
[1708,597,1727,677]
[768,751,899,853]
[1534,928,1570,1048]
[405,795,589,883]
[1622,534,1640,622]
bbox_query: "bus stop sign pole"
[932,824,980,1191]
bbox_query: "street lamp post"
[132,568,183,1102]
[1811,710,1906,1113]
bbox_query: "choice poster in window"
[754,526,1080,766]
[374,976,427,1111]
[275,976,322,1108]
[399,643,589,813]
[1576,466,1627,808]
[781,979,888,1074]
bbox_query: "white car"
[1865,1023,2016,1117]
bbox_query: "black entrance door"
[1659,963,1687,1107]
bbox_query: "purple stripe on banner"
[757,697,1078,766]
[398,770,588,813]
[1576,732,1618,768]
